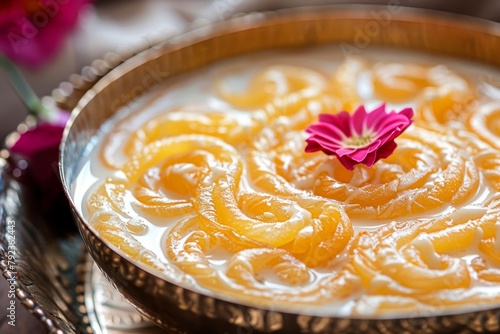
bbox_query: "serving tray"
[3,5,500,334]
[0,156,163,333]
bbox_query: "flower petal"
[305,137,338,153]
[336,147,359,157]
[319,112,352,137]
[399,107,414,119]
[351,105,367,136]
[349,147,371,162]
[307,122,346,141]
[337,155,358,170]
[377,140,398,159]
[373,111,413,140]
[366,103,388,129]
[363,151,378,167]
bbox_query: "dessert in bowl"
[61,7,500,333]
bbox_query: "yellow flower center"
[343,132,375,148]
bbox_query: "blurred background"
[1,0,500,141]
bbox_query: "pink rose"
[0,0,91,68]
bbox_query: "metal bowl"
[60,6,500,334]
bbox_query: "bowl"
[60,6,500,333]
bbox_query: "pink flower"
[8,110,73,230]
[305,104,413,170]
[0,0,91,68]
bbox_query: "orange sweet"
[84,56,500,315]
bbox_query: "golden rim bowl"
[60,6,500,333]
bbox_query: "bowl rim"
[59,4,500,321]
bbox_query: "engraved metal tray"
[3,5,500,334]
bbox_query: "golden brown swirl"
[85,59,500,314]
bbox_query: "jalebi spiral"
[82,53,500,315]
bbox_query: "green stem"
[0,54,51,119]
